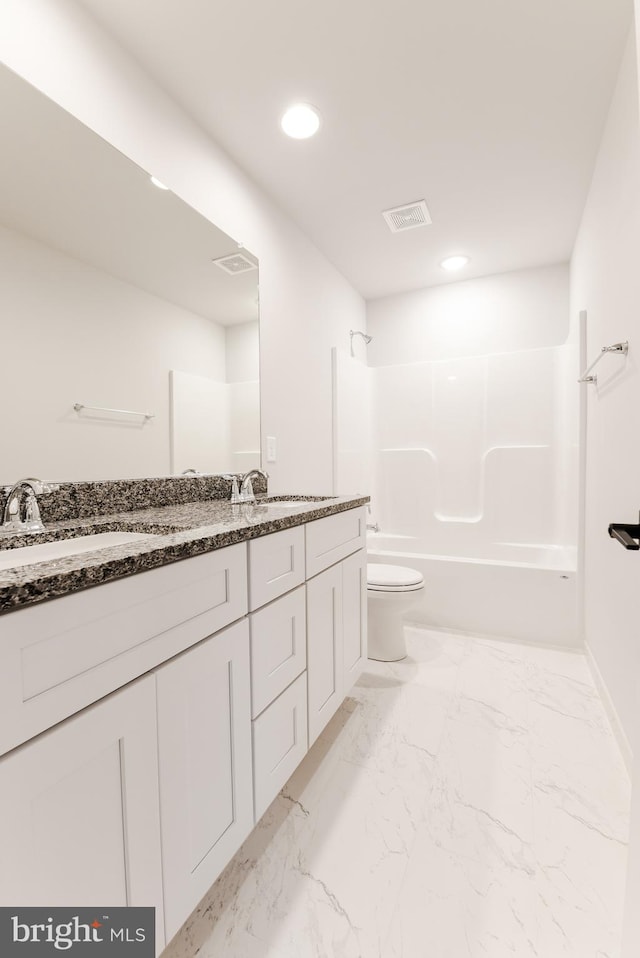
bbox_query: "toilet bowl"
[367,563,425,662]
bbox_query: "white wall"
[331,350,373,496]
[0,225,227,481]
[570,21,640,956]
[571,28,640,760]
[225,323,261,472]
[0,0,365,495]
[367,263,570,365]
[225,323,260,384]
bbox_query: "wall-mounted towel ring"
[578,341,628,385]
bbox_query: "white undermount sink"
[0,531,157,572]
[265,500,327,507]
[260,496,337,507]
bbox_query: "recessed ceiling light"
[280,103,321,139]
[150,175,169,190]
[441,255,469,271]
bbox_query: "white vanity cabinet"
[306,549,367,745]
[0,501,367,955]
[306,509,367,745]
[252,671,308,819]
[306,561,343,744]
[0,543,247,756]
[155,619,253,944]
[342,548,368,688]
[0,675,166,950]
[249,585,307,717]
[248,524,305,610]
[247,506,366,814]
[248,535,309,820]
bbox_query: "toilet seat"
[367,563,424,593]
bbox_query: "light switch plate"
[266,436,277,462]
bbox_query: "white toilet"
[366,563,425,661]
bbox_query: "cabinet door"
[305,507,366,577]
[252,673,308,821]
[342,549,367,689]
[306,563,343,747]
[248,526,305,610]
[156,620,253,945]
[0,676,164,950]
[0,543,247,756]
[250,585,307,718]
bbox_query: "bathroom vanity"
[0,479,368,952]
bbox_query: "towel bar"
[578,341,628,385]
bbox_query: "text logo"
[0,908,154,956]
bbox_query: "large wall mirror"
[0,64,260,484]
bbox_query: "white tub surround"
[360,335,579,647]
[368,534,577,648]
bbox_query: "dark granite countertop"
[0,493,369,615]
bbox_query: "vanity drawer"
[0,543,247,756]
[252,672,307,821]
[248,525,305,610]
[305,507,366,577]
[250,585,306,718]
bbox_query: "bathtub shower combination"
[367,533,577,646]
[334,343,579,648]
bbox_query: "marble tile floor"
[163,628,631,958]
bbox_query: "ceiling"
[77,0,633,301]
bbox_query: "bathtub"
[367,533,579,648]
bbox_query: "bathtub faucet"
[366,504,379,533]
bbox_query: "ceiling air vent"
[212,252,258,274]
[382,200,432,233]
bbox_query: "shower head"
[349,329,373,355]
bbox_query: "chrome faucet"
[0,477,58,536]
[239,468,269,503]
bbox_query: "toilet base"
[367,588,424,662]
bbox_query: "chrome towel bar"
[578,341,628,385]
[73,402,155,421]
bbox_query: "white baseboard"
[585,642,633,777]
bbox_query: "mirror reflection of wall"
[0,64,260,484]
[170,322,260,475]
